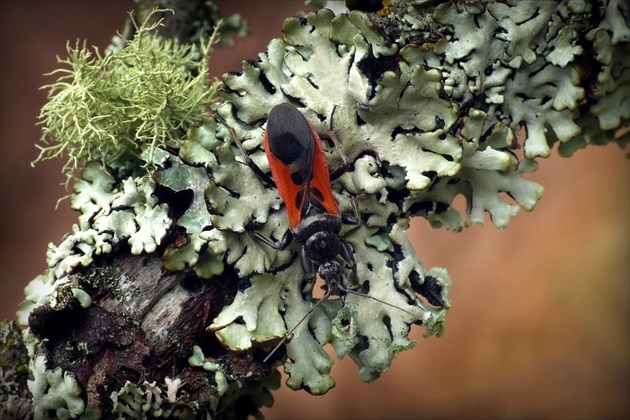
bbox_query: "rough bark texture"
[28,251,270,417]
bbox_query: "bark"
[25,250,271,417]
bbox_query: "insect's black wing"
[266,103,315,186]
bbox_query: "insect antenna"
[263,279,420,363]
[337,283,420,319]
[262,286,334,364]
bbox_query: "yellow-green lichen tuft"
[34,9,220,184]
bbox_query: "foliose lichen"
[17,162,172,326]
[110,378,193,419]
[29,354,85,420]
[185,0,626,392]
[13,0,629,417]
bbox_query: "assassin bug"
[232,103,417,362]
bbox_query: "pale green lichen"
[425,0,628,157]
[110,379,194,419]
[560,1,630,154]
[186,345,279,416]
[187,2,626,394]
[428,1,584,159]
[29,355,85,419]
[189,346,233,399]
[17,271,56,326]
[70,288,92,309]
[187,345,206,368]
[17,162,172,324]
[182,9,458,393]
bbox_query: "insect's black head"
[318,260,342,286]
[304,230,341,264]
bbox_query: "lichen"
[560,0,630,155]
[15,0,629,416]
[128,1,247,47]
[0,320,31,419]
[29,355,85,419]
[187,345,279,417]
[176,9,460,393]
[34,9,220,184]
[17,161,172,328]
[194,2,625,393]
[110,379,194,419]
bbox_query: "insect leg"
[341,195,360,225]
[339,240,356,270]
[337,283,419,320]
[299,247,317,294]
[327,130,351,182]
[339,239,358,290]
[220,113,276,188]
[251,229,293,250]
[323,104,353,182]
[336,239,420,320]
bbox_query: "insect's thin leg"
[251,229,292,250]
[325,104,353,182]
[341,195,360,225]
[218,113,276,188]
[263,286,334,363]
[300,247,317,294]
[327,130,351,182]
[337,239,419,319]
[328,103,339,132]
[339,240,358,290]
[339,240,356,270]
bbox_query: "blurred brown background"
[1,1,628,418]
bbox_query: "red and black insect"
[259,103,357,291]
[232,103,358,292]
[232,103,416,362]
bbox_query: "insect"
[259,103,356,290]
[232,103,417,362]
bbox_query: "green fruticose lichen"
[15,0,629,415]
[34,9,220,184]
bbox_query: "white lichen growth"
[17,272,56,326]
[18,162,171,325]
[28,355,85,419]
[164,377,182,404]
